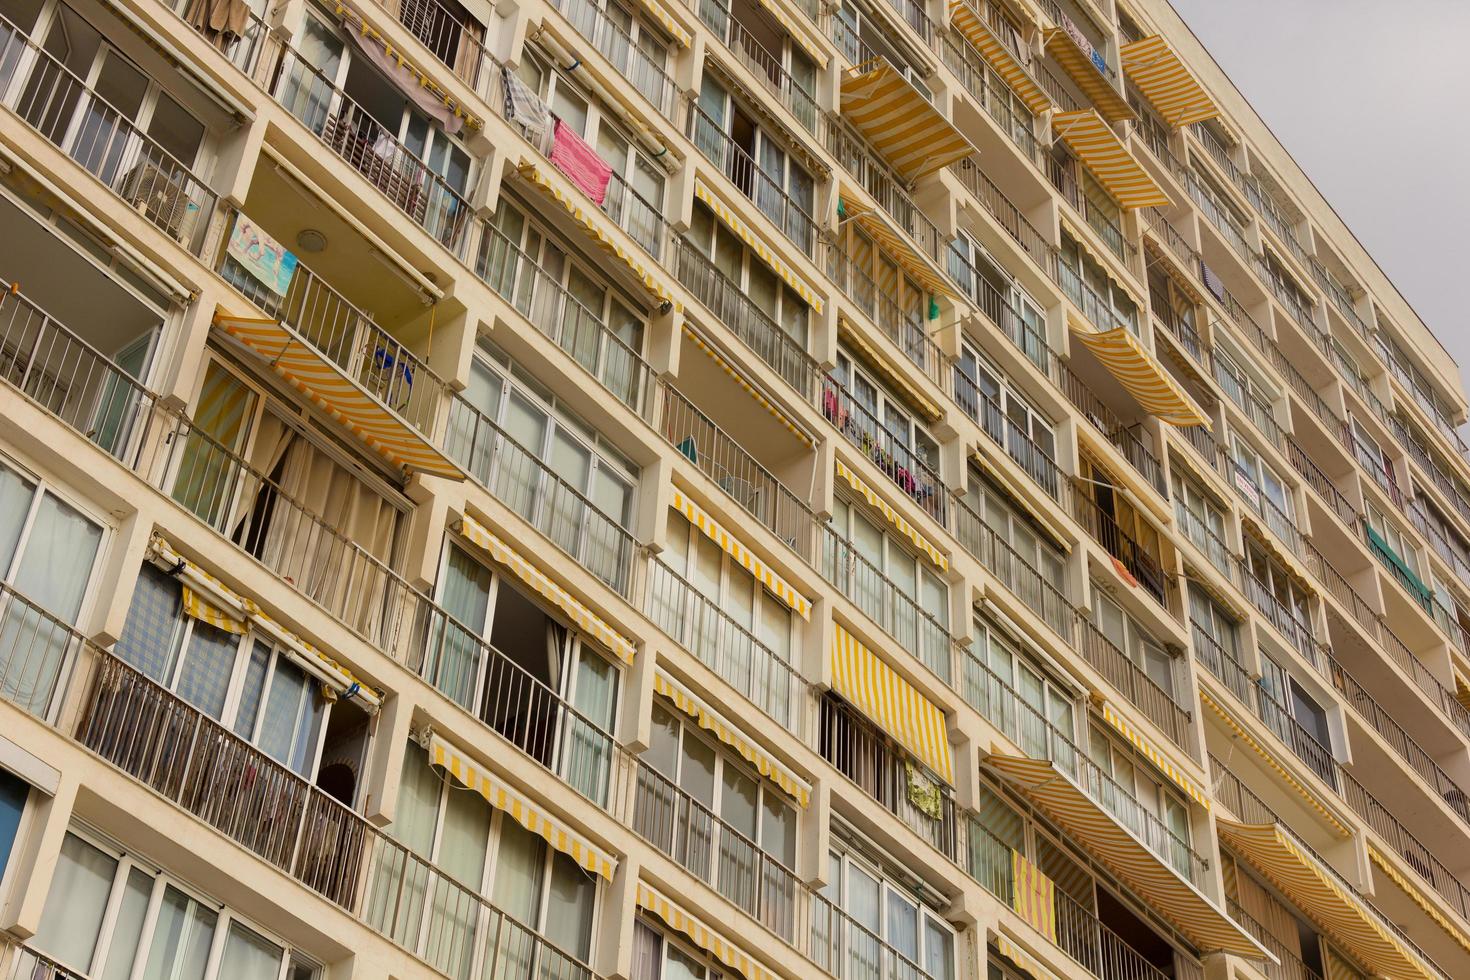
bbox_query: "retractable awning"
[987,750,1265,955]
[1218,819,1437,980]
[693,179,823,312]
[1119,35,1218,127]
[1052,109,1170,209]
[637,882,779,980]
[839,190,959,306]
[1367,846,1470,954]
[213,310,463,479]
[516,159,678,309]
[836,312,944,422]
[752,0,827,67]
[1099,703,1209,809]
[457,515,636,663]
[992,931,1063,980]
[831,623,953,783]
[834,460,948,570]
[631,0,690,46]
[1070,325,1210,428]
[670,487,811,619]
[1042,28,1133,122]
[948,1,1050,114]
[654,669,811,807]
[839,59,976,182]
[423,729,617,879]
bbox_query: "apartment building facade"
[0,0,1465,976]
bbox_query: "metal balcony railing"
[1058,363,1167,496]
[1175,504,1232,579]
[696,2,820,135]
[1047,157,1131,266]
[0,13,218,254]
[939,31,1044,168]
[552,0,679,120]
[1190,623,1253,705]
[945,242,1052,375]
[372,0,493,96]
[1071,486,1167,606]
[821,377,947,526]
[953,368,1064,500]
[688,103,817,256]
[1075,615,1197,759]
[952,501,1074,640]
[827,248,950,393]
[809,894,939,980]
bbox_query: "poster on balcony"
[227,214,297,298]
[1232,465,1260,510]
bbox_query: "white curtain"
[141,886,216,980]
[489,820,547,978]
[217,922,285,980]
[366,744,440,945]
[33,833,117,972]
[424,780,490,979]
[100,868,154,980]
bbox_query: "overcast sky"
[1166,0,1470,401]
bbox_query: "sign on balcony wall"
[227,214,298,297]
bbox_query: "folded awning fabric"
[213,309,463,479]
[948,0,1050,114]
[636,882,779,980]
[670,488,810,618]
[1119,35,1218,127]
[1071,325,1210,428]
[458,515,636,663]
[831,623,954,783]
[839,59,976,182]
[424,729,617,880]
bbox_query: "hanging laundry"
[549,119,613,206]
[1200,261,1225,301]
[502,66,552,152]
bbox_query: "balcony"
[1047,157,1131,265]
[945,236,1051,375]
[631,760,799,941]
[0,12,218,254]
[1240,564,1317,665]
[827,248,950,394]
[0,585,599,980]
[688,103,817,256]
[954,368,1065,500]
[826,117,948,270]
[369,0,493,97]
[1059,362,1167,497]
[1075,616,1197,758]
[940,30,1045,168]
[952,501,1075,639]
[810,894,945,980]
[821,377,947,526]
[1071,486,1167,606]
[695,0,821,134]
[551,0,680,120]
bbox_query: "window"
[1172,471,1228,571]
[689,202,810,349]
[430,541,620,803]
[0,454,105,715]
[828,222,930,360]
[955,344,1057,495]
[1350,418,1396,493]
[113,562,374,792]
[1078,457,1164,602]
[31,829,317,980]
[1365,500,1426,587]
[948,235,1047,366]
[1060,230,1138,334]
[820,848,956,980]
[449,336,639,591]
[971,615,1077,760]
[1230,434,1294,543]
[1087,726,1191,875]
[833,351,942,480]
[632,917,728,979]
[1147,263,1198,340]
[824,497,950,675]
[370,743,598,977]
[1092,590,1176,698]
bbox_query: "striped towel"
[502,66,551,153]
[550,119,612,207]
[1011,852,1058,941]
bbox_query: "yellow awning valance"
[1119,35,1218,128]
[753,0,827,67]
[832,622,954,783]
[948,1,1050,114]
[1240,515,1318,602]
[458,515,636,663]
[1053,109,1169,209]
[424,729,617,880]
[839,59,976,181]
[637,882,779,980]
[834,459,948,570]
[1218,819,1436,980]
[681,328,812,446]
[147,535,382,710]
[516,160,678,309]
[1042,29,1133,122]
[993,931,1063,980]
[836,312,944,422]
[987,751,1264,956]
[670,487,811,619]
[1455,669,1470,712]
[654,669,811,807]
[692,179,823,313]
[1060,216,1139,308]
[1367,846,1470,955]
[1198,690,1349,837]
[1099,703,1209,809]
[213,310,463,479]
[633,0,690,46]
[1071,326,1210,428]
[839,190,959,305]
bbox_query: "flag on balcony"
[501,66,551,152]
[226,214,296,297]
[1011,852,1058,941]
[550,119,612,206]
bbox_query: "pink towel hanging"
[549,119,613,207]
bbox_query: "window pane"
[100,867,154,980]
[490,819,547,927]
[116,563,185,685]
[142,886,217,980]
[544,851,596,959]
[218,922,285,980]
[719,764,758,839]
[12,489,101,621]
[0,462,35,572]
[174,622,239,720]
[34,833,116,971]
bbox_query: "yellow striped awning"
[1042,28,1133,123]
[671,488,810,618]
[517,160,678,309]
[836,312,944,422]
[831,622,953,783]
[1053,109,1169,209]
[148,535,382,709]
[1071,325,1210,428]
[839,190,959,305]
[993,931,1063,980]
[1367,845,1470,954]
[1119,35,1218,128]
[632,0,690,46]
[180,584,248,634]
[839,59,976,182]
[458,515,636,664]
[1218,819,1436,980]
[425,729,617,880]
[693,179,822,313]
[654,669,811,807]
[948,1,1050,114]
[636,882,780,980]
[834,459,949,571]
[753,0,827,67]
[680,327,812,445]
[1453,668,1470,712]
[986,751,1264,956]
[213,310,463,479]
[1198,690,1349,836]
[1099,703,1209,809]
